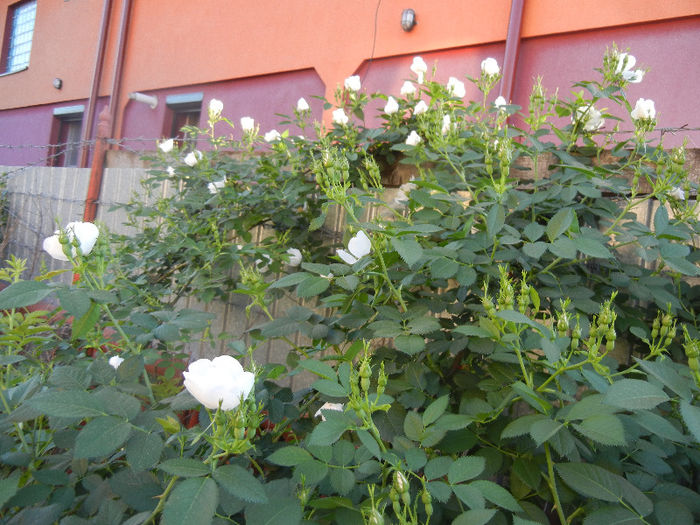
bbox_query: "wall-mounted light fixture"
[128,92,158,109]
[53,78,63,89]
[401,9,416,32]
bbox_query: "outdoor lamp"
[401,9,416,31]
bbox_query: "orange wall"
[1,0,699,113]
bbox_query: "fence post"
[83,106,111,222]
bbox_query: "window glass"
[4,1,37,73]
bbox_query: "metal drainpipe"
[498,0,525,103]
[79,0,112,169]
[83,0,131,222]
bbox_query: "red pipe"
[79,0,112,169]
[499,0,525,103]
[83,0,131,222]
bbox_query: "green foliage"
[0,46,699,525]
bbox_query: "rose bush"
[0,45,698,525]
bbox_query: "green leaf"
[634,410,687,443]
[511,381,552,414]
[329,468,355,496]
[582,506,644,525]
[72,302,101,340]
[269,272,312,289]
[357,429,381,459]
[454,325,493,338]
[576,237,613,259]
[448,456,485,484]
[94,387,142,420]
[74,416,132,459]
[573,414,626,446]
[267,446,312,467]
[634,358,690,400]
[296,276,330,298]
[56,288,90,318]
[680,401,700,443]
[524,223,545,242]
[49,366,91,390]
[652,500,694,525]
[162,477,218,525]
[311,379,347,398]
[653,205,669,233]
[245,496,302,525]
[404,410,424,441]
[427,480,452,503]
[502,414,547,439]
[469,480,522,512]
[663,256,700,276]
[523,242,548,259]
[603,379,669,410]
[27,390,106,418]
[32,468,69,486]
[391,237,423,266]
[425,457,452,480]
[214,464,267,503]
[154,323,180,342]
[486,205,505,237]
[453,509,497,525]
[556,463,652,516]
[369,320,403,337]
[0,280,52,310]
[423,395,449,426]
[308,416,347,446]
[159,458,210,478]
[408,316,441,335]
[429,257,458,279]
[126,432,163,471]
[495,309,541,329]
[394,335,425,355]
[546,208,573,242]
[452,483,485,508]
[529,419,563,446]
[298,359,336,380]
[549,237,577,259]
[0,471,21,509]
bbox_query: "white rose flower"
[494,96,507,109]
[43,221,99,262]
[208,178,226,194]
[481,57,500,76]
[575,105,605,132]
[400,81,417,96]
[108,356,124,370]
[184,150,202,167]
[630,98,656,120]
[384,96,399,115]
[410,56,428,84]
[240,116,255,132]
[615,53,644,83]
[332,108,349,126]
[264,129,281,142]
[255,253,272,273]
[446,77,466,98]
[183,355,255,411]
[405,130,422,146]
[344,75,361,92]
[286,248,302,267]
[166,166,175,176]
[314,402,344,421]
[669,187,686,201]
[337,230,371,265]
[158,138,174,153]
[414,100,428,115]
[296,97,310,112]
[441,114,451,135]
[208,98,224,117]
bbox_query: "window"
[1,0,37,74]
[164,92,203,148]
[50,105,84,167]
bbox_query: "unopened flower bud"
[393,471,409,494]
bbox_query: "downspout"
[79,0,112,169]
[83,0,131,222]
[498,0,525,103]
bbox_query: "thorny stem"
[144,476,178,524]
[544,443,568,525]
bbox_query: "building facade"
[0,0,699,168]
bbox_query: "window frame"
[164,92,203,148]
[49,105,84,168]
[1,0,37,74]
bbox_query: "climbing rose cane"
[183,355,254,411]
